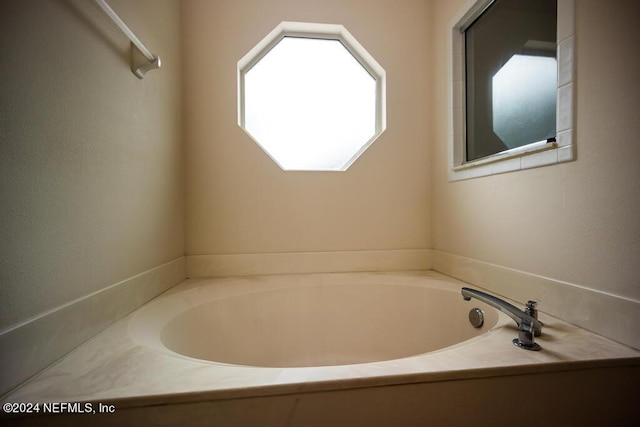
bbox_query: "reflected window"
[492,54,557,149]
[465,0,557,161]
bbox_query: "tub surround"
[188,247,640,351]
[0,258,186,397]
[186,249,432,277]
[434,250,640,350]
[2,271,638,425]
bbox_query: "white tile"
[491,157,521,175]
[558,36,575,87]
[453,108,463,138]
[453,132,464,165]
[558,0,576,42]
[451,28,462,58]
[467,163,491,179]
[452,54,463,82]
[450,167,471,181]
[558,144,575,162]
[557,83,574,132]
[521,149,558,170]
[452,32,463,82]
[556,129,573,148]
[453,80,463,110]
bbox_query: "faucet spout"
[461,287,543,350]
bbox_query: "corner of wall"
[187,249,433,277]
[432,250,640,351]
[0,258,186,397]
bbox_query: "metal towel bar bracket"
[130,44,161,79]
[95,0,161,79]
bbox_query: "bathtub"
[3,271,639,426]
[130,275,500,368]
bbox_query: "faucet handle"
[525,300,543,336]
[525,300,538,319]
[513,319,542,351]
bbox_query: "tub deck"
[2,271,639,425]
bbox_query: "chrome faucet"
[461,287,543,351]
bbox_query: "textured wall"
[182,0,432,257]
[431,0,640,300]
[0,0,184,330]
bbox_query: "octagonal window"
[238,22,386,171]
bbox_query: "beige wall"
[183,0,432,257]
[0,0,184,330]
[432,0,640,300]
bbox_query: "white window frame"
[237,22,386,171]
[448,0,576,181]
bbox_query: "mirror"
[464,0,557,161]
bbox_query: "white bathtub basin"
[130,276,499,367]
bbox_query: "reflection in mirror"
[492,54,557,149]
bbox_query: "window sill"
[453,140,557,171]
[448,133,574,182]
